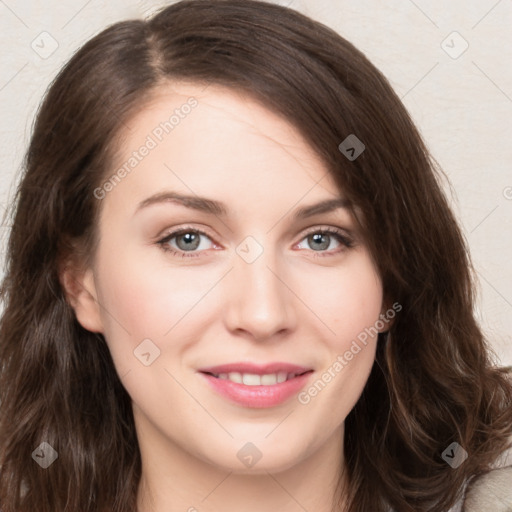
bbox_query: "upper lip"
[198,362,313,375]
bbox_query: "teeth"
[242,373,261,386]
[215,371,301,385]
[228,372,242,384]
[261,373,277,385]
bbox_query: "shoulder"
[461,439,512,512]
[386,441,512,512]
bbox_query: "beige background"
[0,0,511,365]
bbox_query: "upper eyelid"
[158,224,353,247]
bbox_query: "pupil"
[310,233,328,251]
[178,232,200,251]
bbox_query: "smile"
[207,371,308,385]
[198,362,314,408]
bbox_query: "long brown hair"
[1,1,511,511]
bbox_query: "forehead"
[100,81,346,221]
[116,80,328,170]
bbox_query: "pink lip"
[198,362,312,375]
[197,362,314,408]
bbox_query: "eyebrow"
[135,191,349,220]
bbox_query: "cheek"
[298,255,384,347]
[94,248,219,363]
[297,261,382,422]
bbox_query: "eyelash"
[156,225,354,259]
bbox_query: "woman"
[0,1,511,511]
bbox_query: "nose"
[223,245,297,341]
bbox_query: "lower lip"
[199,372,313,408]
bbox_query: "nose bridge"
[224,234,295,338]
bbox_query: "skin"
[63,82,390,512]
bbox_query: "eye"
[157,227,216,258]
[157,225,354,259]
[295,227,354,257]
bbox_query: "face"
[72,82,388,475]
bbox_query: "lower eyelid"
[296,232,352,254]
[159,230,214,253]
[158,228,353,257]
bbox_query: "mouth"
[200,369,312,386]
[198,362,313,384]
[197,362,314,408]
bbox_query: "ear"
[60,262,104,333]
